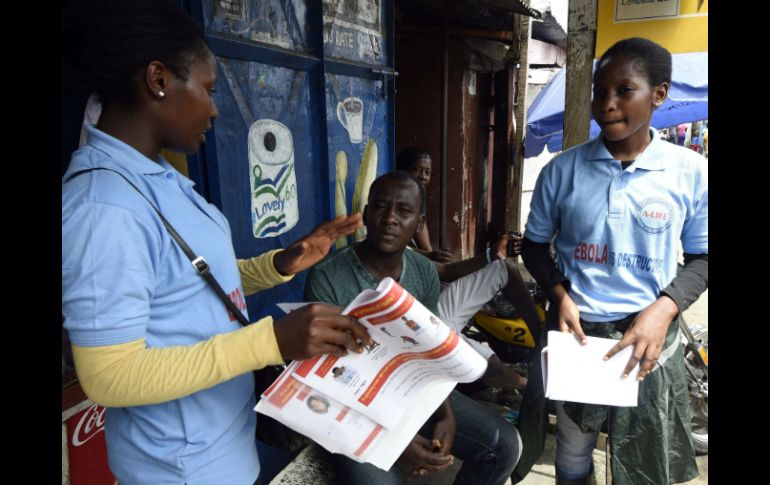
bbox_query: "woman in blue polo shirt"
[518,38,707,484]
[62,1,373,484]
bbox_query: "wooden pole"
[563,0,598,151]
[439,14,449,248]
[506,11,531,233]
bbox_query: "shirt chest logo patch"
[634,197,673,235]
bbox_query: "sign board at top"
[596,0,708,55]
[323,0,383,63]
[615,0,679,22]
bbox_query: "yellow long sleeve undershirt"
[73,317,284,407]
[72,249,294,407]
[238,249,293,296]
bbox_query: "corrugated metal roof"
[477,0,542,19]
[397,0,542,33]
[532,11,567,50]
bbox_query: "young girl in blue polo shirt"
[62,1,373,484]
[518,38,707,484]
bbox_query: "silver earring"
[158,91,165,99]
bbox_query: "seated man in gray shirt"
[305,171,521,485]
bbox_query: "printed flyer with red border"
[255,277,487,470]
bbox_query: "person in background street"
[676,122,688,145]
[62,1,372,483]
[515,37,707,484]
[690,133,701,153]
[305,171,522,485]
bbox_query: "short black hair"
[63,0,210,108]
[396,147,432,172]
[369,171,426,214]
[594,37,672,87]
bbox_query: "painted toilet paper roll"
[248,119,299,238]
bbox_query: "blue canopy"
[524,51,708,157]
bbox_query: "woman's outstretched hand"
[273,214,362,276]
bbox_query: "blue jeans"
[554,401,597,480]
[330,390,522,485]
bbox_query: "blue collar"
[585,127,666,172]
[83,125,169,175]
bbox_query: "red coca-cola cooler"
[62,371,116,485]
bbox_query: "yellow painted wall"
[596,0,707,56]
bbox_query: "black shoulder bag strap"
[69,168,249,326]
[69,167,310,451]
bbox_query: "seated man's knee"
[329,453,400,485]
[498,422,523,466]
[476,415,521,466]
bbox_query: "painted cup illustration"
[248,119,299,238]
[336,97,364,144]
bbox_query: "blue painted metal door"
[188,0,395,321]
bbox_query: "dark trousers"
[330,389,522,485]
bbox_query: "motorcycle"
[458,281,546,412]
[461,282,708,455]
[463,280,547,368]
[681,321,708,454]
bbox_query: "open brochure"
[541,330,640,407]
[256,277,487,470]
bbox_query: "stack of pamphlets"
[255,277,488,470]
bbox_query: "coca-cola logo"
[72,404,106,446]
